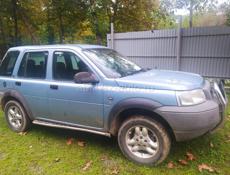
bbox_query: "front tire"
[118,115,171,165]
[4,100,31,132]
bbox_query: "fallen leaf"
[186,152,196,161]
[54,158,60,162]
[100,155,109,161]
[66,138,74,145]
[19,132,27,136]
[167,161,175,169]
[178,159,188,165]
[198,163,215,173]
[227,115,230,121]
[210,142,214,148]
[77,140,86,147]
[226,135,230,142]
[82,161,92,171]
[0,152,6,160]
[110,167,119,174]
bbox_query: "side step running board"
[32,120,111,137]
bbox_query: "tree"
[176,0,217,28]
[85,0,110,44]
[110,0,159,32]
[84,0,172,44]
[226,12,230,26]
[0,0,177,59]
[12,0,19,45]
[219,1,230,26]
[154,0,176,29]
[181,11,226,27]
[45,0,87,43]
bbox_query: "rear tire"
[118,115,171,165]
[4,100,31,132]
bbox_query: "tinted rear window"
[0,51,20,76]
[18,51,48,79]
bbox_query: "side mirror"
[74,72,99,84]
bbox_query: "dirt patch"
[0,152,6,160]
[29,162,43,174]
[101,156,120,174]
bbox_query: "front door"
[47,50,104,129]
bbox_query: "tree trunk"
[18,8,39,44]
[111,0,118,26]
[47,5,55,44]
[94,13,102,45]
[12,0,18,45]
[59,14,64,43]
[0,18,7,46]
[89,0,102,45]
[96,32,102,45]
[20,15,38,44]
[0,18,8,59]
[189,0,193,28]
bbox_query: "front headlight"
[176,89,206,106]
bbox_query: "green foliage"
[181,11,226,28]
[223,2,230,26]
[227,13,230,26]
[152,9,176,29]
[0,0,176,57]
[176,0,217,12]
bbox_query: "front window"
[53,51,90,81]
[83,49,142,78]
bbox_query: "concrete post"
[176,16,182,71]
[111,23,114,49]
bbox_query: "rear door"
[13,50,50,118]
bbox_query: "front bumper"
[155,101,220,141]
[155,81,227,141]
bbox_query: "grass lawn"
[0,95,229,175]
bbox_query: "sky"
[174,0,229,16]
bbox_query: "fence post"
[176,16,182,71]
[110,23,114,49]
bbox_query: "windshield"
[83,49,142,78]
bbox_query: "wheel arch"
[108,98,175,140]
[1,90,34,120]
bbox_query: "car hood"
[115,69,204,91]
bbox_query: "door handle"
[15,81,21,86]
[50,85,58,90]
[3,81,6,87]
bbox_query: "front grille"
[213,82,227,108]
[203,81,221,114]
[204,80,227,108]
[203,80,213,100]
[209,80,228,130]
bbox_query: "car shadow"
[30,124,221,164]
[31,124,118,149]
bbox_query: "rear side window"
[18,51,48,79]
[0,51,20,76]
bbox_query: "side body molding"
[1,90,34,120]
[108,98,162,135]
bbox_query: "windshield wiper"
[125,68,146,76]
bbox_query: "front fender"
[107,98,162,135]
